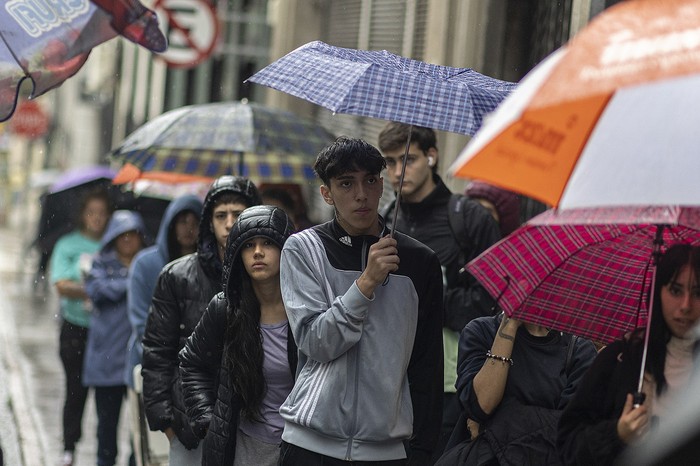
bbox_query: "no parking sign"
[154,0,219,69]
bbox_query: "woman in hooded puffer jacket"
[180,205,297,466]
[84,210,148,466]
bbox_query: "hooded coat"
[142,176,260,449]
[84,210,148,387]
[179,205,297,466]
[125,194,203,388]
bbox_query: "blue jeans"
[95,385,126,466]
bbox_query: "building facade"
[36,0,620,222]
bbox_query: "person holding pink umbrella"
[557,244,700,465]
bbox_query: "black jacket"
[557,337,644,465]
[180,295,297,465]
[141,176,261,448]
[383,176,501,331]
[180,205,297,465]
[141,251,222,448]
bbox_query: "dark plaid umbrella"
[0,0,166,122]
[246,40,516,136]
[109,101,336,184]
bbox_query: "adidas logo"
[339,236,352,246]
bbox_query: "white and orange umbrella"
[449,0,700,209]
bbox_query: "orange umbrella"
[449,0,700,209]
[113,163,213,199]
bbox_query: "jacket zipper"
[346,240,369,460]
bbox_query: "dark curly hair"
[313,136,386,186]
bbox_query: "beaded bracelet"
[486,350,514,366]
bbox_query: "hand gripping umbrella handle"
[632,391,646,408]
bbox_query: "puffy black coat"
[141,176,260,448]
[180,205,297,465]
[180,296,297,465]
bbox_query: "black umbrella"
[34,166,169,256]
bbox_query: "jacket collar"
[397,174,452,216]
[330,216,388,248]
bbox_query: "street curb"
[0,312,47,466]
[0,221,50,466]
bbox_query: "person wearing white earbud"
[379,122,502,462]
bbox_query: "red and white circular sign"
[154,0,219,69]
[10,100,50,139]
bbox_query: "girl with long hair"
[557,244,700,465]
[180,205,296,465]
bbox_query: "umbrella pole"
[634,224,666,407]
[390,125,412,238]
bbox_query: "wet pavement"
[0,213,131,466]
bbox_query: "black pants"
[59,320,89,452]
[95,385,126,466]
[431,392,462,463]
[279,442,407,465]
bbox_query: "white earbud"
[427,156,435,167]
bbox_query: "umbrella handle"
[632,391,646,408]
[383,126,413,287]
[389,125,413,239]
[635,224,666,400]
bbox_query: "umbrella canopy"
[109,101,336,185]
[49,165,117,192]
[35,166,170,255]
[0,0,166,122]
[449,0,700,209]
[466,206,700,345]
[246,40,516,136]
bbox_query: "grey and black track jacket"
[279,217,443,463]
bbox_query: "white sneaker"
[60,450,74,466]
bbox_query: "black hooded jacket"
[179,205,297,465]
[142,176,260,448]
[383,176,501,331]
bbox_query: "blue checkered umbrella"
[246,40,516,136]
[110,100,335,184]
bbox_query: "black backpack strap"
[448,193,474,270]
[565,334,578,377]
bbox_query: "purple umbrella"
[49,165,117,193]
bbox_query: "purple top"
[239,320,293,444]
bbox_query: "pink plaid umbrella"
[467,206,700,345]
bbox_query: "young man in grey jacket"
[279,137,443,465]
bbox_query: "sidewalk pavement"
[0,215,131,466]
